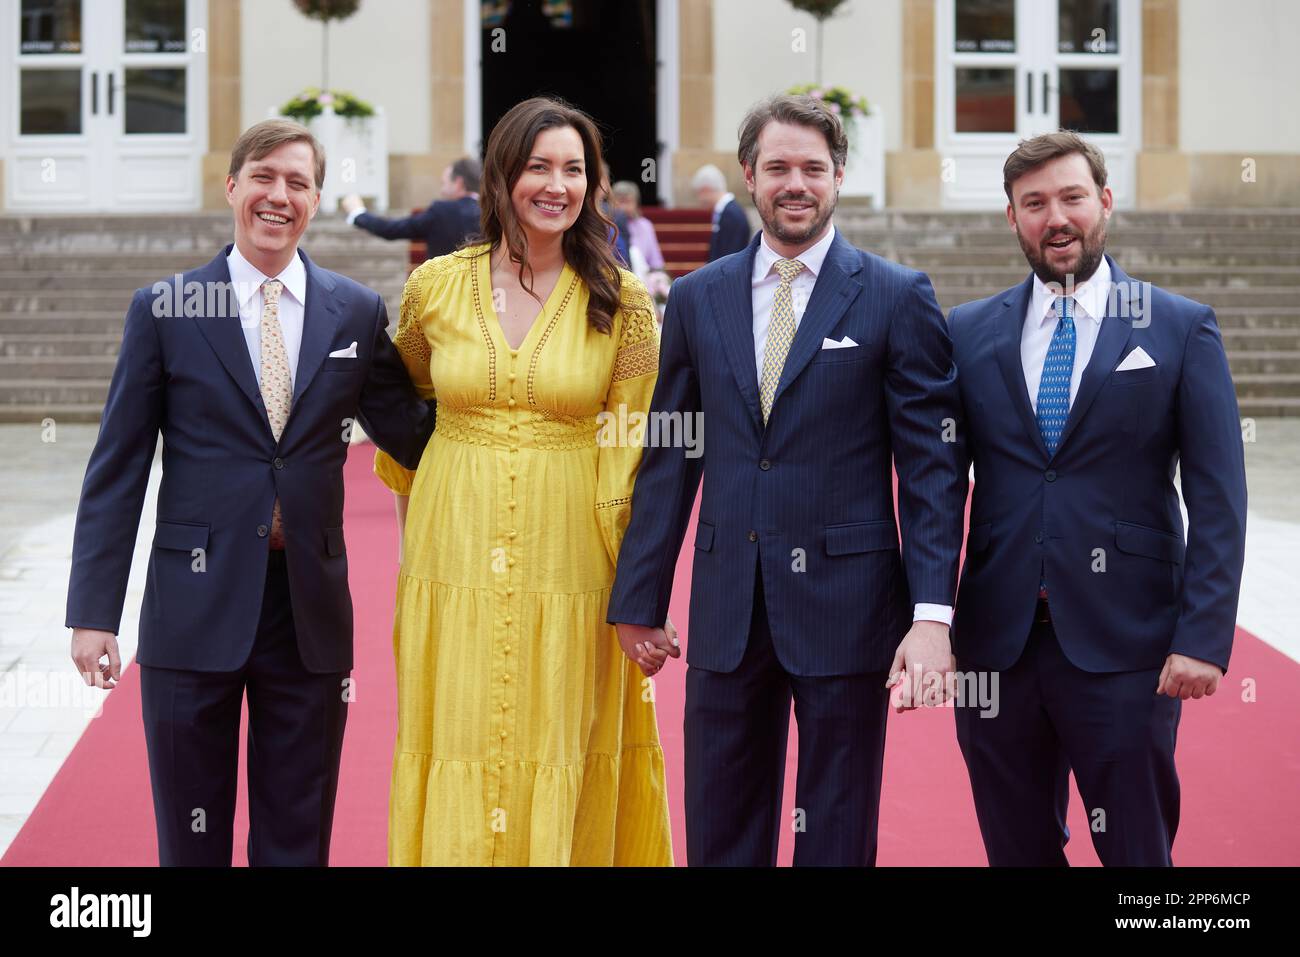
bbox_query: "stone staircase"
[1,209,1297,421]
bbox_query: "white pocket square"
[821,336,858,350]
[328,341,358,359]
[1115,346,1155,371]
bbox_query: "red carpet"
[5,445,1298,866]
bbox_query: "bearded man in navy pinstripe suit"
[607,94,967,866]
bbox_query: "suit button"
[273,457,285,470]
[759,459,771,471]
[748,530,758,542]
[1034,532,1044,544]
[257,524,269,538]
[1045,469,1057,482]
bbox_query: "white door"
[936,0,1141,209]
[5,0,207,212]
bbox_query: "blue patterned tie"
[1036,296,1076,456]
[1036,296,1075,601]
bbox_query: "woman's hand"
[614,618,681,676]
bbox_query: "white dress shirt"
[750,224,952,627]
[712,191,735,223]
[227,242,307,390]
[1022,256,1111,412]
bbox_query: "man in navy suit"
[609,95,966,865]
[694,163,754,262]
[342,157,481,258]
[66,120,437,866]
[949,131,1247,866]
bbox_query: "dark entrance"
[479,0,660,205]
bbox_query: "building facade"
[3,0,1297,213]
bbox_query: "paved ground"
[0,420,1296,858]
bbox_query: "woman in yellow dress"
[373,97,676,866]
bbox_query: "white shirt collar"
[1031,255,1111,327]
[713,192,735,217]
[227,242,307,309]
[753,224,836,285]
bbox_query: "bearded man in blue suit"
[948,132,1247,866]
[608,95,967,866]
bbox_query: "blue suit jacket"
[950,255,1247,673]
[608,231,966,676]
[708,198,753,262]
[65,246,437,673]
[354,194,480,258]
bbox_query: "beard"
[1016,215,1108,291]
[752,186,837,247]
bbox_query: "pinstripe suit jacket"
[607,230,967,675]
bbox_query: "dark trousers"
[139,551,349,866]
[955,601,1182,866]
[684,566,891,866]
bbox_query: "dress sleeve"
[596,273,662,567]
[374,261,439,495]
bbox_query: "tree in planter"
[293,0,361,91]
[788,0,850,87]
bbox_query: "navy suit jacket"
[65,246,437,674]
[950,255,1247,673]
[709,198,753,262]
[608,230,967,676]
[353,194,480,258]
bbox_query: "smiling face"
[1007,151,1112,289]
[509,125,586,245]
[745,120,842,257]
[226,139,320,275]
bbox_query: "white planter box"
[839,110,886,209]
[273,105,389,213]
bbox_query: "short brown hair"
[229,119,325,190]
[737,93,849,173]
[1003,131,1107,204]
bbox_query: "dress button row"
[509,372,517,382]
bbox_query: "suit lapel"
[1053,255,1133,457]
[707,234,764,431]
[995,275,1050,461]
[770,231,861,409]
[189,247,266,417]
[291,248,343,408]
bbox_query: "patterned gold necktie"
[759,258,805,423]
[260,279,292,549]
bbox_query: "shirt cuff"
[346,207,366,225]
[913,603,954,626]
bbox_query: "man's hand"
[886,620,955,713]
[70,628,121,690]
[615,618,682,677]
[341,194,365,216]
[1157,653,1222,699]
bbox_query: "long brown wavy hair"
[473,96,622,335]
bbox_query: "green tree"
[789,0,850,86]
[293,0,361,91]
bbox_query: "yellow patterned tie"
[759,258,805,423]
[260,279,292,549]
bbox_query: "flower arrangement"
[281,88,375,122]
[787,84,870,119]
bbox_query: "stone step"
[0,403,106,424]
[0,333,122,357]
[1232,373,1300,398]
[0,378,113,406]
[1227,352,1300,375]
[1239,397,1300,418]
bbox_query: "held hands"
[615,618,682,677]
[1157,653,1222,699]
[70,628,122,690]
[340,194,365,216]
[886,620,956,713]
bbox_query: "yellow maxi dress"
[373,243,674,866]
